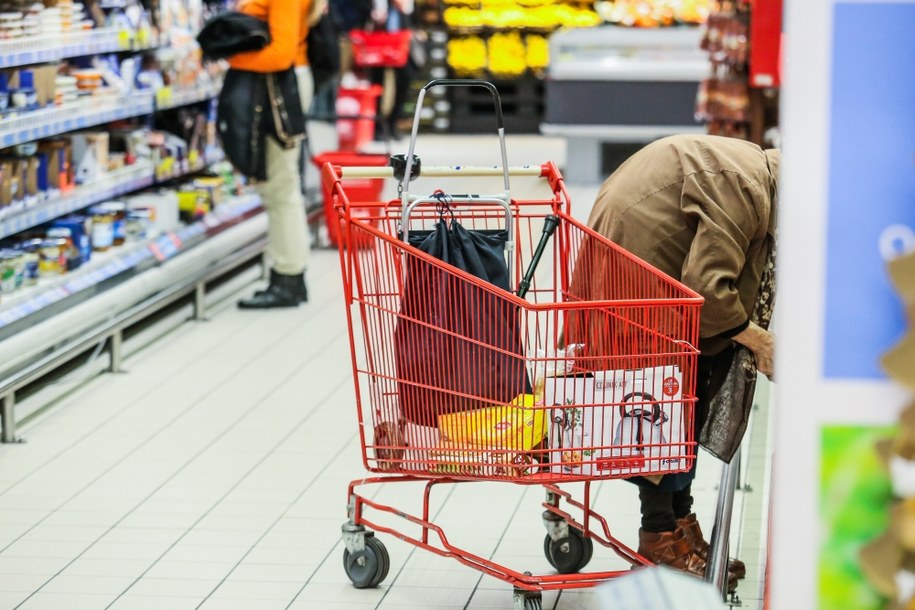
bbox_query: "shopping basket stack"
[321,80,703,609]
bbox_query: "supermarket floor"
[0,134,773,610]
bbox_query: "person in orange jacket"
[231,0,328,308]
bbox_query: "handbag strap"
[752,232,776,330]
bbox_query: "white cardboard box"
[544,364,686,476]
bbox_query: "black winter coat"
[197,12,270,60]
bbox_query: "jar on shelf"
[90,205,116,251]
[96,202,127,246]
[39,238,68,275]
[126,208,153,241]
[0,250,20,295]
[19,238,43,286]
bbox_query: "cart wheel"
[544,529,593,574]
[543,534,557,569]
[513,588,543,610]
[343,535,390,588]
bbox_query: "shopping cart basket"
[350,29,412,68]
[321,80,704,609]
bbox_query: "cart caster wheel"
[544,529,593,574]
[513,589,543,610]
[343,535,389,588]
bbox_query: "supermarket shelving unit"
[0,28,267,442]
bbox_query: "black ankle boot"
[238,270,308,309]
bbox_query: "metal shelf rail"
[0,162,155,240]
[155,81,222,112]
[0,194,266,442]
[0,28,158,69]
[0,92,155,149]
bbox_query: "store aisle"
[0,135,770,610]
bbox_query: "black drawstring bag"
[395,218,531,427]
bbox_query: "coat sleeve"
[679,170,760,339]
[229,0,306,73]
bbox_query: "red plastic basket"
[312,152,389,248]
[335,85,383,151]
[350,30,411,68]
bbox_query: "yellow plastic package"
[437,394,548,451]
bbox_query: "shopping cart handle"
[421,80,504,131]
[390,154,422,181]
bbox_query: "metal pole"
[193,282,206,321]
[2,393,16,443]
[705,450,741,597]
[109,330,124,374]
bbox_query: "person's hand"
[733,321,775,380]
[371,8,388,24]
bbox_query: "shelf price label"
[155,86,173,109]
[118,30,132,50]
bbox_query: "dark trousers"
[371,61,413,137]
[637,346,736,531]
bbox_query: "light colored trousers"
[257,65,314,276]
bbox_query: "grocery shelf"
[155,81,222,111]
[0,192,262,333]
[155,148,225,182]
[0,162,155,241]
[0,28,158,69]
[0,92,155,149]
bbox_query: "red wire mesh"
[324,162,702,483]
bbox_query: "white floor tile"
[208,578,304,600]
[40,574,136,595]
[108,594,204,610]
[17,592,117,610]
[124,576,222,597]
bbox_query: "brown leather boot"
[638,528,738,592]
[676,513,747,580]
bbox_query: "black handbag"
[394,218,531,427]
[217,67,305,180]
[307,13,340,90]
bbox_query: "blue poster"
[824,2,915,379]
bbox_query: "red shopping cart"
[321,80,703,608]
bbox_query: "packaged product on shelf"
[0,72,9,111]
[0,250,19,297]
[39,237,69,275]
[70,131,110,184]
[0,158,23,210]
[8,69,38,110]
[102,201,127,245]
[55,75,78,106]
[38,140,74,194]
[19,247,39,287]
[545,364,686,476]
[89,205,116,251]
[51,216,92,265]
[31,66,58,108]
[192,176,224,207]
[21,155,38,207]
[45,226,84,271]
[177,185,209,221]
[127,192,179,235]
[125,208,152,240]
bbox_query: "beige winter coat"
[586,134,779,356]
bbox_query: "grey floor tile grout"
[1,273,344,508]
[110,379,357,609]
[10,322,348,609]
[0,314,264,498]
